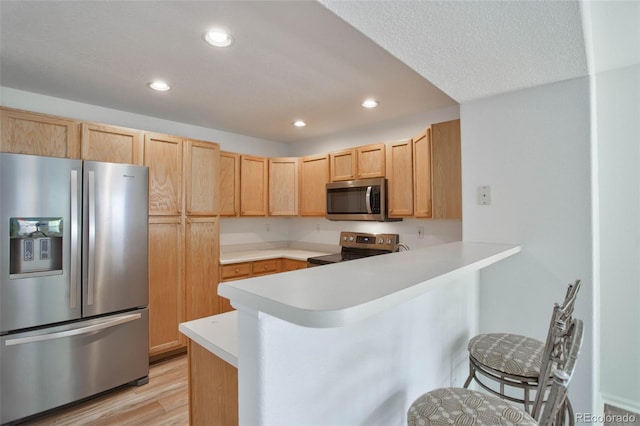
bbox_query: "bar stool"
[408,317,584,426]
[463,280,580,416]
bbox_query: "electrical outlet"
[265,223,270,232]
[418,226,424,239]
[478,186,491,205]
[316,224,320,232]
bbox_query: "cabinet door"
[189,340,238,426]
[220,263,252,281]
[148,217,185,356]
[330,149,356,182]
[81,122,143,164]
[413,128,433,218]
[144,133,183,216]
[251,259,282,276]
[220,151,240,216]
[386,139,414,217]
[185,217,220,321]
[300,154,329,216]
[0,107,80,158]
[432,119,462,219]
[185,139,220,216]
[357,143,385,179]
[269,157,299,216]
[240,155,268,216]
[282,258,307,271]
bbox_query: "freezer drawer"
[0,309,149,424]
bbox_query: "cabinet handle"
[235,268,240,273]
[264,265,268,269]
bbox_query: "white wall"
[288,217,461,251]
[238,274,478,425]
[596,63,640,411]
[0,87,290,157]
[460,77,593,414]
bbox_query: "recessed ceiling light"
[148,80,171,91]
[361,99,379,108]
[293,120,307,127]
[203,30,233,47]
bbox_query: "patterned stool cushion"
[408,387,537,426]
[468,333,544,378]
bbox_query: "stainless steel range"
[307,231,400,267]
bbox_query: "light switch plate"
[478,186,491,205]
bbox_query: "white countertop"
[219,248,331,264]
[179,311,238,367]
[219,241,521,328]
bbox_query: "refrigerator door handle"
[70,169,79,309]
[87,170,96,306]
[4,313,142,346]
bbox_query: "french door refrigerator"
[0,153,149,424]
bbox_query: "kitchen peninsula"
[180,241,520,425]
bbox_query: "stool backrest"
[537,318,584,425]
[531,280,581,419]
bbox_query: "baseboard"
[601,392,640,417]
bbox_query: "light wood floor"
[20,355,189,426]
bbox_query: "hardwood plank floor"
[19,355,189,426]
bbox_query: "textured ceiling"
[0,1,456,144]
[321,0,589,103]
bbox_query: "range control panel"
[339,232,399,251]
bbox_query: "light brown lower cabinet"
[148,217,185,357]
[185,217,220,321]
[188,339,238,426]
[282,258,307,271]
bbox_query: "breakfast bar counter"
[184,241,521,425]
[219,241,520,328]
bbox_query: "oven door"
[326,178,385,221]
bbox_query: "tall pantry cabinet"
[145,133,221,358]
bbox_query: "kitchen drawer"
[251,259,281,275]
[282,258,307,271]
[221,262,251,280]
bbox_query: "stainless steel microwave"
[326,178,400,221]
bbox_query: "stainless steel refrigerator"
[0,153,149,424]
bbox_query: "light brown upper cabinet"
[220,151,240,217]
[329,149,356,181]
[185,139,220,216]
[413,119,462,219]
[269,157,299,216]
[81,122,143,164]
[356,143,386,179]
[413,128,432,218]
[240,155,268,216]
[144,132,183,216]
[386,139,414,218]
[329,143,385,182]
[431,119,462,219]
[1,107,80,158]
[299,154,329,216]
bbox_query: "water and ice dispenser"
[9,218,63,278]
